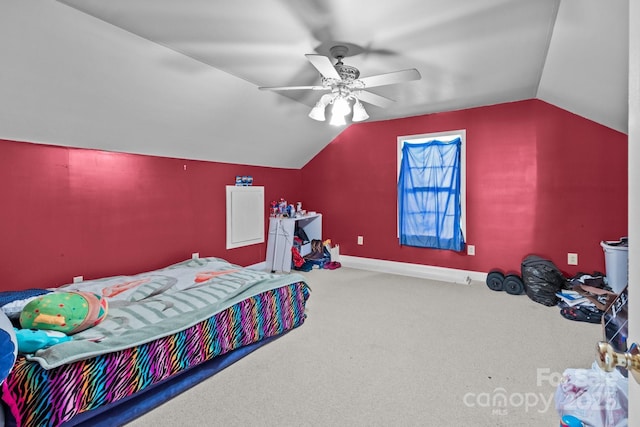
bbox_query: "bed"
[0,257,310,427]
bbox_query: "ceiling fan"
[258,44,421,125]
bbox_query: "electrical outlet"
[567,253,578,265]
[467,245,475,256]
[73,276,83,283]
[192,252,199,259]
[357,236,364,245]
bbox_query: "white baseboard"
[248,257,488,285]
[339,255,487,285]
[248,261,266,270]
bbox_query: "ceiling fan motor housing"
[330,45,360,82]
[334,64,360,81]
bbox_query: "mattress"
[0,258,310,427]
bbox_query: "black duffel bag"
[521,255,567,306]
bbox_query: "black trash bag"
[521,255,568,306]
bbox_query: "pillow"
[0,289,52,319]
[0,288,51,307]
[19,291,108,335]
[0,310,17,384]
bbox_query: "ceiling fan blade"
[281,0,335,43]
[358,69,421,88]
[305,54,341,80]
[258,85,328,91]
[355,90,395,108]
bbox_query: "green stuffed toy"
[19,291,108,335]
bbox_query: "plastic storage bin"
[600,237,628,293]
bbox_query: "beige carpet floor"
[126,267,602,427]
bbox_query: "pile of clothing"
[292,238,341,272]
[557,272,617,324]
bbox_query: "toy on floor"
[560,415,584,427]
[19,291,108,334]
[14,328,72,354]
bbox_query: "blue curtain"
[398,138,464,251]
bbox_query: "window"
[397,130,466,251]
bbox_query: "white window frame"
[397,129,466,241]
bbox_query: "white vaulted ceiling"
[0,0,628,168]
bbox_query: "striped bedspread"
[2,281,310,427]
[26,257,306,369]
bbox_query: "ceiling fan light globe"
[332,97,351,117]
[309,105,326,121]
[329,113,347,126]
[309,95,332,121]
[352,101,369,122]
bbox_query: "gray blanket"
[27,257,305,369]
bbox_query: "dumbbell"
[486,269,524,295]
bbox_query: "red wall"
[301,99,628,276]
[0,99,627,290]
[0,139,302,290]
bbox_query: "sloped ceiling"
[0,0,628,168]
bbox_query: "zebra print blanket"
[3,281,310,427]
